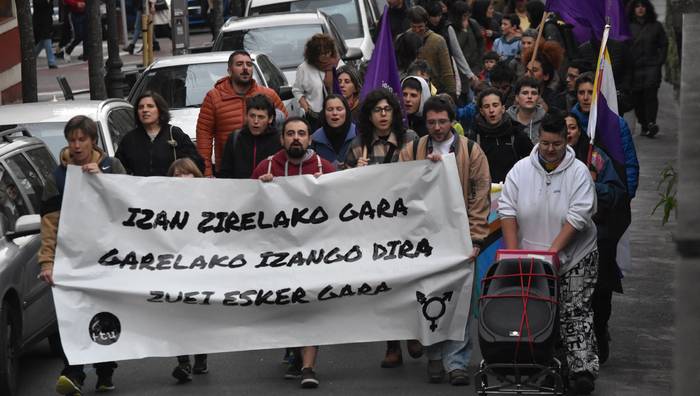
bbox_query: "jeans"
[426,280,475,372]
[130,10,142,46]
[34,39,56,66]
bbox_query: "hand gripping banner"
[53,155,473,364]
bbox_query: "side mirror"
[278,86,294,101]
[342,47,363,62]
[7,214,41,241]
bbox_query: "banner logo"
[89,312,121,346]
[416,291,453,332]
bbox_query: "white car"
[127,51,299,140]
[0,100,135,161]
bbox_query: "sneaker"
[300,367,319,389]
[172,364,193,383]
[123,43,135,55]
[570,372,595,395]
[49,64,58,69]
[193,357,208,374]
[55,375,82,395]
[448,369,470,386]
[427,360,445,383]
[284,361,302,379]
[647,122,659,138]
[639,123,649,136]
[95,374,115,392]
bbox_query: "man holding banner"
[400,96,491,385]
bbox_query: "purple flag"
[546,0,630,44]
[359,6,403,103]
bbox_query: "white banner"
[53,155,473,364]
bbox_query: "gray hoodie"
[506,104,546,144]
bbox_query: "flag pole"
[587,23,612,166]
[528,11,550,72]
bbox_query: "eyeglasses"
[372,106,393,114]
[426,119,451,127]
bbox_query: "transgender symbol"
[416,291,453,332]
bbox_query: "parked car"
[127,51,298,140]
[245,0,380,61]
[0,128,61,396]
[0,100,135,161]
[213,11,363,84]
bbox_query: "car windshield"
[0,122,66,160]
[219,24,323,69]
[250,1,362,39]
[132,62,242,109]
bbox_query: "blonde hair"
[167,158,203,178]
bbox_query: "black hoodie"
[218,125,281,179]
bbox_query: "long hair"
[358,88,406,150]
[303,33,337,69]
[134,91,171,128]
[627,0,657,23]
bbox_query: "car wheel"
[0,301,19,396]
[48,332,64,357]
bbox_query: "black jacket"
[472,115,533,183]
[629,20,668,89]
[377,4,410,40]
[33,0,53,41]
[116,124,204,176]
[407,113,428,138]
[218,126,281,179]
[578,39,634,112]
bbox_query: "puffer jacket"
[399,132,491,247]
[38,147,126,271]
[571,103,639,198]
[196,77,287,176]
[629,19,668,89]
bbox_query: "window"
[24,148,59,198]
[0,166,29,234]
[107,107,136,149]
[0,122,65,160]
[0,1,14,24]
[4,153,45,213]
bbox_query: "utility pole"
[14,0,37,102]
[86,0,106,99]
[674,12,700,396]
[106,0,127,97]
[212,0,224,38]
[142,0,154,66]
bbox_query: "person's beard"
[286,143,306,159]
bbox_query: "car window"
[2,154,43,214]
[0,122,66,160]
[24,148,59,198]
[325,14,349,56]
[256,55,286,92]
[250,0,363,40]
[217,24,324,69]
[107,107,136,148]
[0,166,31,234]
[132,62,243,109]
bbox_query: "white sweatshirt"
[498,145,597,274]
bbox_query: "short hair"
[406,59,433,77]
[228,50,251,67]
[574,72,595,93]
[64,115,98,142]
[401,77,423,93]
[514,77,541,95]
[483,51,500,62]
[425,1,443,17]
[395,32,424,71]
[303,33,337,68]
[423,95,456,121]
[167,158,203,177]
[448,1,472,27]
[282,116,310,133]
[568,59,592,74]
[477,87,504,108]
[539,111,567,138]
[489,61,515,84]
[407,6,429,24]
[522,28,538,39]
[246,94,275,119]
[502,13,520,29]
[134,91,171,128]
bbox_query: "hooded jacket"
[218,125,281,179]
[498,145,598,275]
[402,76,431,137]
[311,123,358,168]
[250,149,336,179]
[571,103,639,198]
[196,76,287,176]
[38,147,126,270]
[472,115,533,183]
[506,104,546,143]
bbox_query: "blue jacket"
[311,123,358,168]
[571,104,639,198]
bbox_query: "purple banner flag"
[359,6,403,102]
[546,0,630,44]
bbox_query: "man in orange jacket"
[196,50,287,176]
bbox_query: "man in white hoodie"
[498,112,599,395]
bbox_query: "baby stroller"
[475,250,565,395]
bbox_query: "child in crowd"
[480,51,500,82]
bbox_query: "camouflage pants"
[559,250,600,378]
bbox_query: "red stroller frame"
[475,250,565,396]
